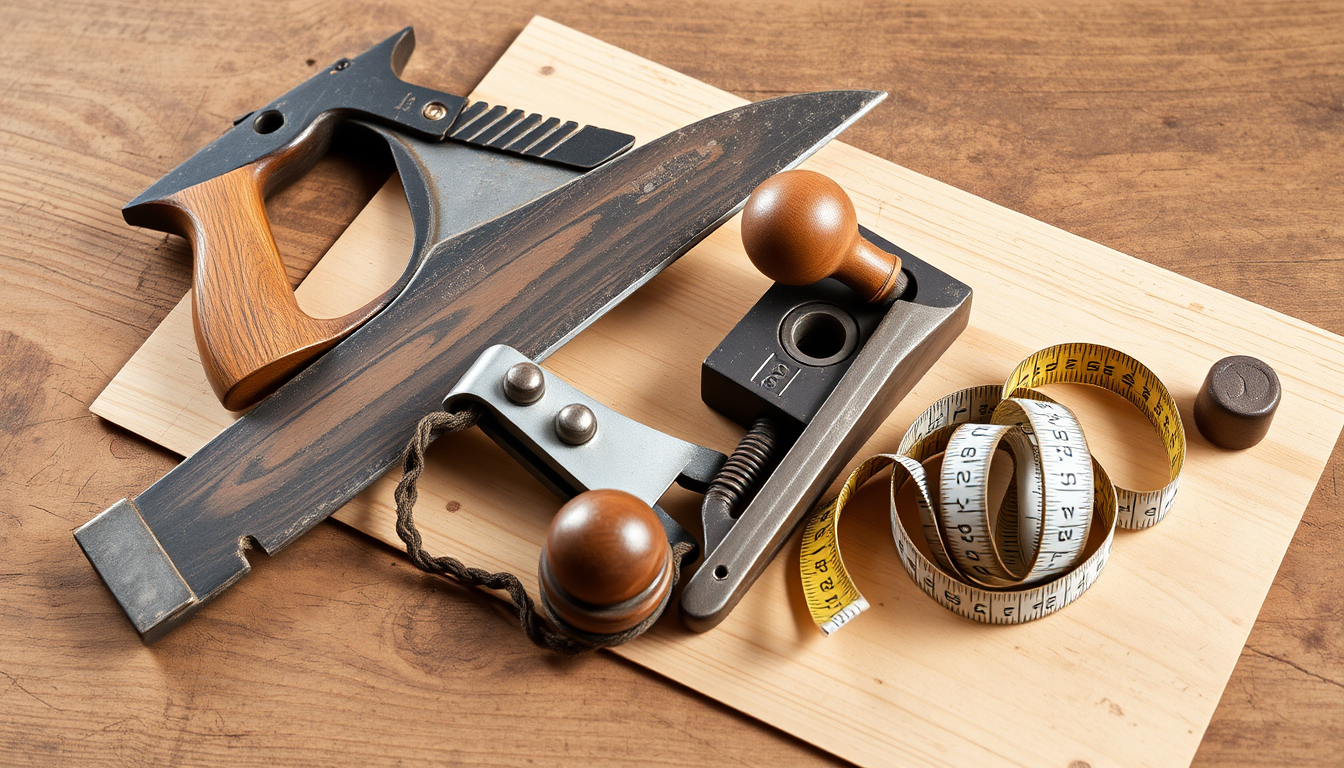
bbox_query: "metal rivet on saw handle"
[422,101,449,121]
[503,362,546,405]
[556,404,597,445]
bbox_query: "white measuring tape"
[800,343,1185,633]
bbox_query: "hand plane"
[124,28,637,410]
[75,28,885,642]
[436,170,971,637]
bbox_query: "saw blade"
[76,89,886,640]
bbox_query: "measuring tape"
[800,343,1185,633]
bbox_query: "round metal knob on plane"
[741,169,908,303]
[539,489,675,636]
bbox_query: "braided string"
[392,407,689,655]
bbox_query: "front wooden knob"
[539,489,674,636]
[741,169,906,303]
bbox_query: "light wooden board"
[92,16,1344,768]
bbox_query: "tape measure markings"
[1006,344,1184,531]
[998,398,1094,581]
[892,453,1118,625]
[937,422,1037,585]
[801,343,1184,631]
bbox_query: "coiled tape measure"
[800,343,1185,633]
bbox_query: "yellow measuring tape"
[800,343,1185,633]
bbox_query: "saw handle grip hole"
[252,110,285,134]
[264,122,401,319]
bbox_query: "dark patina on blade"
[75,90,886,641]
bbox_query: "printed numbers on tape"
[800,343,1186,633]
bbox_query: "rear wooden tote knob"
[539,489,675,636]
[741,169,907,302]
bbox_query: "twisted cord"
[392,407,688,655]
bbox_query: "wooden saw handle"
[142,149,394,411]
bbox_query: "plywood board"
[92,16,1344,768]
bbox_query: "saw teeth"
[447,100,579,155]
[447,100,634,169]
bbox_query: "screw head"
[503,362,546,405]
[555,403,597,445]
[422,101,449,121]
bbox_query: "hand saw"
[76,30,884,641]
[123,28,638,410]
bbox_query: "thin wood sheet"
[92,17,1344,768]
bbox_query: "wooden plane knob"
[539,489,674,636]
[741,169,906,303]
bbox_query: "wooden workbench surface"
[1,1,1339,765]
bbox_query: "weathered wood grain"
[108,89,875,626]
[1,1,1340,766]
[161,157,391,411]
[94,13,1344,767]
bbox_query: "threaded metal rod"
[703,418,780,521]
